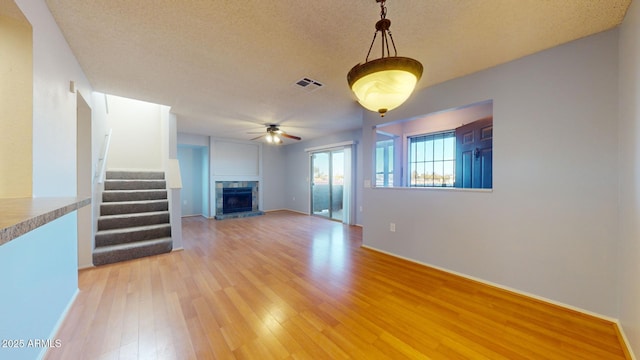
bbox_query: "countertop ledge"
[0,197,91,246]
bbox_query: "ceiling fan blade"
[281,133,301,141]
[250,134,266,140]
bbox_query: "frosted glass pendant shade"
[348,57,423,116]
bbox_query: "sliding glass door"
[311,150,344,221]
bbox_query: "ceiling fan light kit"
[265,132,280,144]
[347,0,423,117]
[251,125,301,145]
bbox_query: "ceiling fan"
[250,125,301,144]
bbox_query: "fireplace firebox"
[215,181,263,220]
[222,187,252,214]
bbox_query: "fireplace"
[222,187,252,214]
[214,181,264,219]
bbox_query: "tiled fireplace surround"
[214,181,264,219]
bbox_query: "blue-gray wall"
[262,144,287,211]
[178,145,208,217]
[362,30,620,318]
[617,0,640,354]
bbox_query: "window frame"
[407,130,456,188]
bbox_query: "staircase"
[93,171,173,266]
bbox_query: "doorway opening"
[311,150,345,221]
[177,145,210,217]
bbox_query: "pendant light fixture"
[347,0,423,117]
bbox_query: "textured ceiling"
[42,0,630,143]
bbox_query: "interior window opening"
[373,99,493,190]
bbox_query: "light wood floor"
[46,211,630,359]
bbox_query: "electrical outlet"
[389,223,396,232]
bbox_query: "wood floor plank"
[164,291,199,360]
[45,211,631,359]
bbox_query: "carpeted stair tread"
[92,237,172,266]
[95,223,171,247]
[105,179,167,190]
[95,223,171,235]
[103,189,167,202]
[100,199,168,215]
[98,211,170,230]
[94,170,173,266]
[99,210,169,220]
[106,171,165,180]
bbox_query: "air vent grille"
[295,77,323,93]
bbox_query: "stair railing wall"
[90,128,112,267]
[95,128,112,184]
[166,158,184,251]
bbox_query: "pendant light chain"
[365,0,398,62]
[365,30,378,62]
[379,1,388,59]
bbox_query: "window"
[408,131,455,187]
[376,139,394,187]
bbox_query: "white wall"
[18,0,96,196]
[178,132,210,147]
[211,139,259,177]
[89,92,109,268]
[167,113,183,250]
[105,94,164,170]
[618,0,640,355]
[362,30,620,317]
[209,138,262,215]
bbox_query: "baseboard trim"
[361,244,636,357]
[265,209,363,226]
[361,244,616,320]
[41,288,79,359]
[614,320,637,360]
[265,208,310,216]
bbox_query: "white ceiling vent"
[294,77,323,93]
